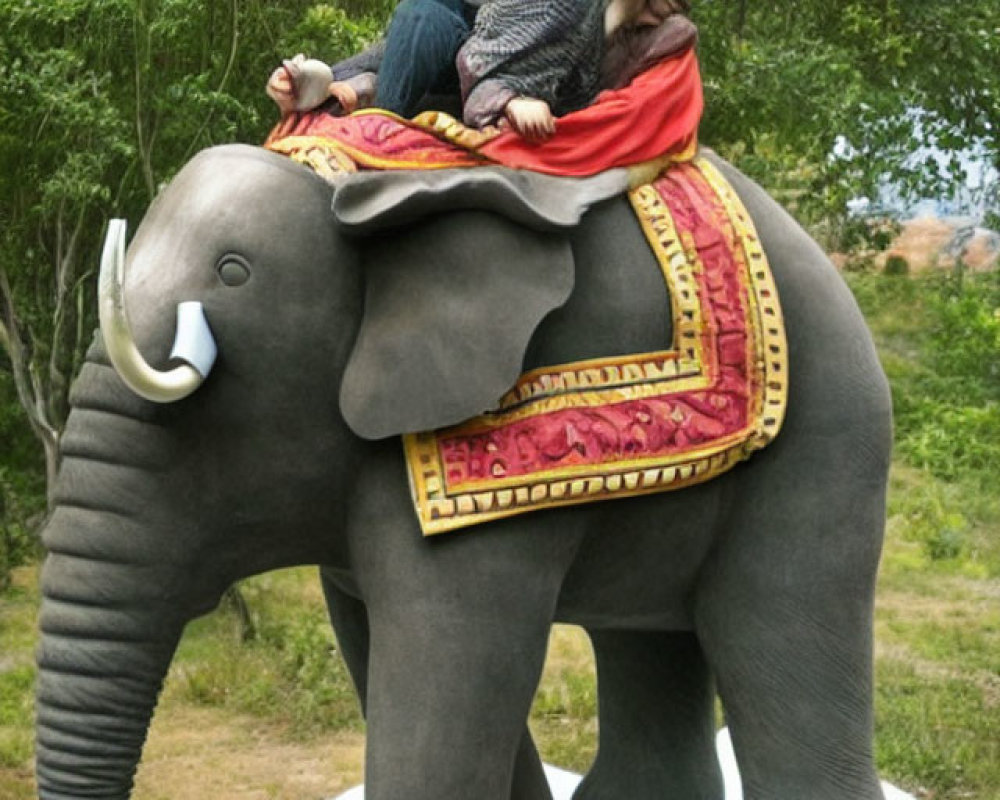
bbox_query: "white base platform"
[333,728,914,799]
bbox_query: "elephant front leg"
[322,567,551,800]
[345,443,584,799]
[362,589,556,800]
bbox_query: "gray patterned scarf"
[458,0,607,127]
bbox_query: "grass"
[165,569,362,737]
[1,269,999,798]
[0,567,39,798]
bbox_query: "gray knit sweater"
[457,0,607,128]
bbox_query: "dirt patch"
[134,707,364,800]
[879,216,999,272]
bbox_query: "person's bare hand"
[266,53,336,115]
[505,97,556,143]
[328,81,359,115]
[266,54,302,117]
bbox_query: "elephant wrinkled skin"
[35,143,892,800]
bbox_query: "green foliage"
[0,495,42,592]
[532,671,597,720]
[850,270,1000,577]
[0,373,45,589]
[0,665,34,769]
[171,568,361,735]
[694,0,1000,226]
[887,479,973,569]
[0,0,385,509]
[894,271,1000,484]
[875,661,998,798]
[278,4,382,66]
[0,566,39,778]
[824,215,901,258]
[849,269,1000,487]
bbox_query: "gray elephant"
[34,143,892,800]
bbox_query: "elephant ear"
[332,165,629,234]
[340,208,574,439]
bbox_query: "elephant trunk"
[36,556,180,800]
[98,218,217,403]
[35,361,215,799]
[34,553,183,799]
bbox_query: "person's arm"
[503,97,556,142]
[328,72,378,114]
[330,40,386,81]
[267,54,333,115]
[267,52,379,116]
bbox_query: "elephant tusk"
[98,218,217,403]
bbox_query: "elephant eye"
[216,254,252,287]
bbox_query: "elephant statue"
[33,142,892,800]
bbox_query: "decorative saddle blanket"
[405,159,787,533]
[265,106,787,536]
[265,48,702,178]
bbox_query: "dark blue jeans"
[376,0,478,117]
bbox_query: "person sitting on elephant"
[453,0,610,141]
[267,0,482,120]
[456,0,692,140]
[267,0,695,142]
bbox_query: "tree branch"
[182,0,241,162]
[0,267,48,446]
[46,206,86,427]
[134,2,156,201]
[71,268,95,379]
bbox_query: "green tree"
[0,0,383,509]
[694,0,999,231]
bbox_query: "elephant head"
[35,145,370,796]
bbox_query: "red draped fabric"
[479,48,703,175]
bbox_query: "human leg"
[376,0,473,116]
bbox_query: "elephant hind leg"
[694,457,887,799]
[574,629,723,800]
[321,570,371,713]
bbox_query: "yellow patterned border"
[697,158,788,444]
[404,157,787,534]
[267,136,358,179]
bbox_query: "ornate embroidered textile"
[404,158,787,534]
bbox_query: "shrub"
[172,569,362,735]
[0,469,45,592]
[851,269,1000,489]
[883,254,910,276]
[843,252,879,273]
[828,215,901,254]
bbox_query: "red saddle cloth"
[265,48,702,177]
[402,157,788,534]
